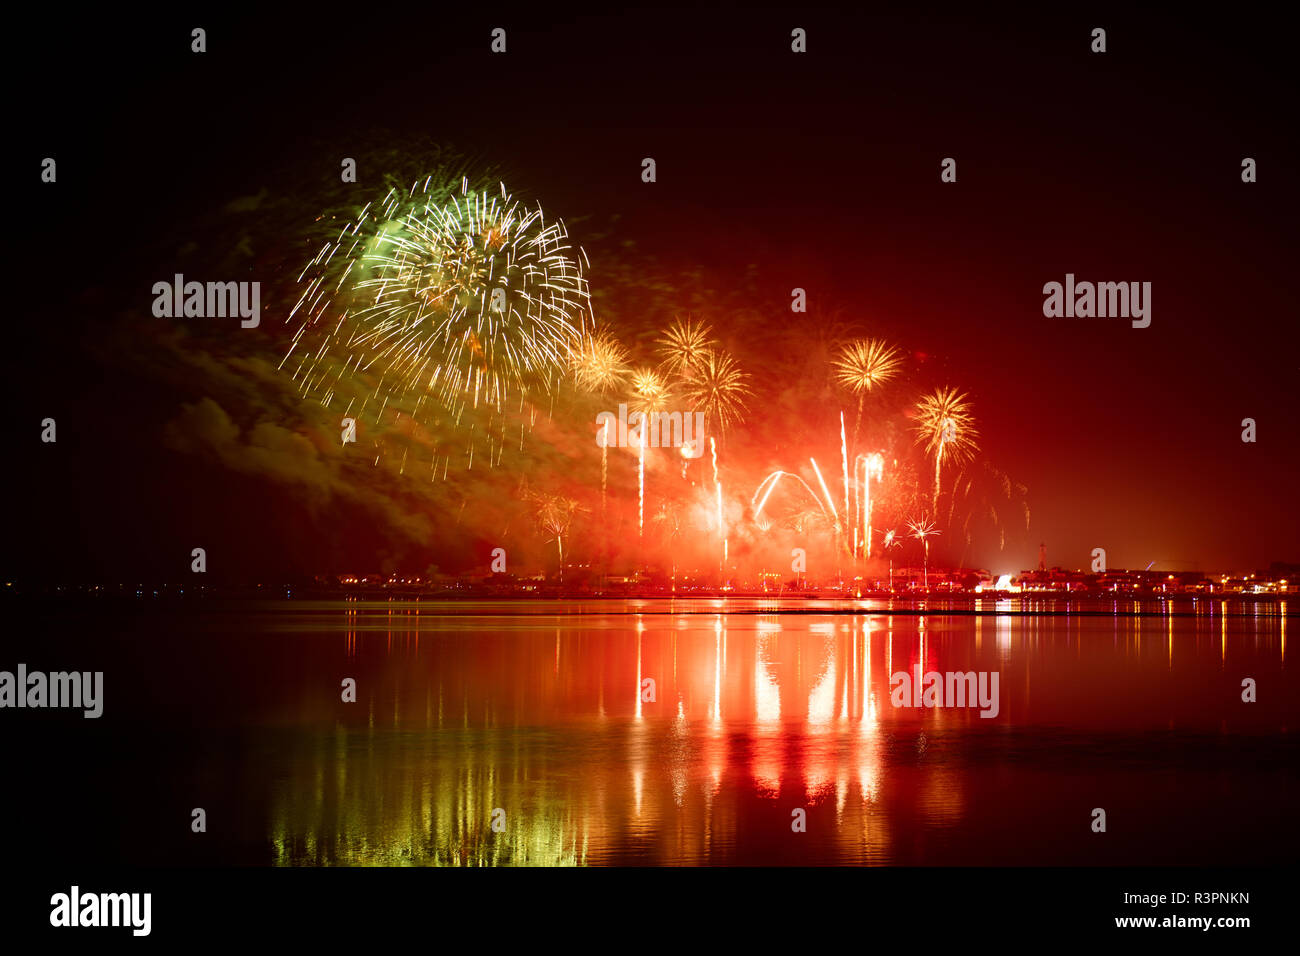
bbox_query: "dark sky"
[7,6,1297,581]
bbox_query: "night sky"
[8,7,1297,582]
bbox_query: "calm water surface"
[6,598,1295,866]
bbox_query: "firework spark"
[914,386,979,508]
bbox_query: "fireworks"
[906,515,939,541]
[638,418,647,538]
[809,457,840,532]
[906,515,941,589]
[833,338,902,396]
[711,437,725,574]
[751,471,826,522]
[840,412,851,540]
[273,172,1024,584]
[651,501,682,540]
[628,366,674,414]
[283,176,591,427]
[527,491,585,583]
[571,327,630,394]
[882,527,901,589]
[656,316,718,379]
[856,453,884,559]
[574,327,630,517]
[786,505,833,536]
[682,350,751,435]
[946,461,1031,560]
[914,386,979,508]
[834,338,901,445]
[628,367,674,538]
[752,473,781,521]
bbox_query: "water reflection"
[255,601,1294,865]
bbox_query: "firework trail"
[809,457,840,531]
[753,473,780,521]
[833,338,902,444]
[914,386,979,508]
[651,501,684,587]
[906,515,941,589]
[882,528,902,590]
[283,176,591,446]
[639,421,646,538]
[856,453,884,559]
[711,437,724,575]
[572,326,630,514]
[840,412,851,541]
[945,461,1031,564]
[751,471,827,522]
[527,490,586,584]
[602,423,611,517]
[629,368,674,540]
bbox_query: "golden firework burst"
[682,349,752,434]
[656,316,719,379]
[914,386,979,507]
[832,338,902,395]
[628,366,674,415]
[570,327,630,394]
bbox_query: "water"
[4,598,1294,866]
